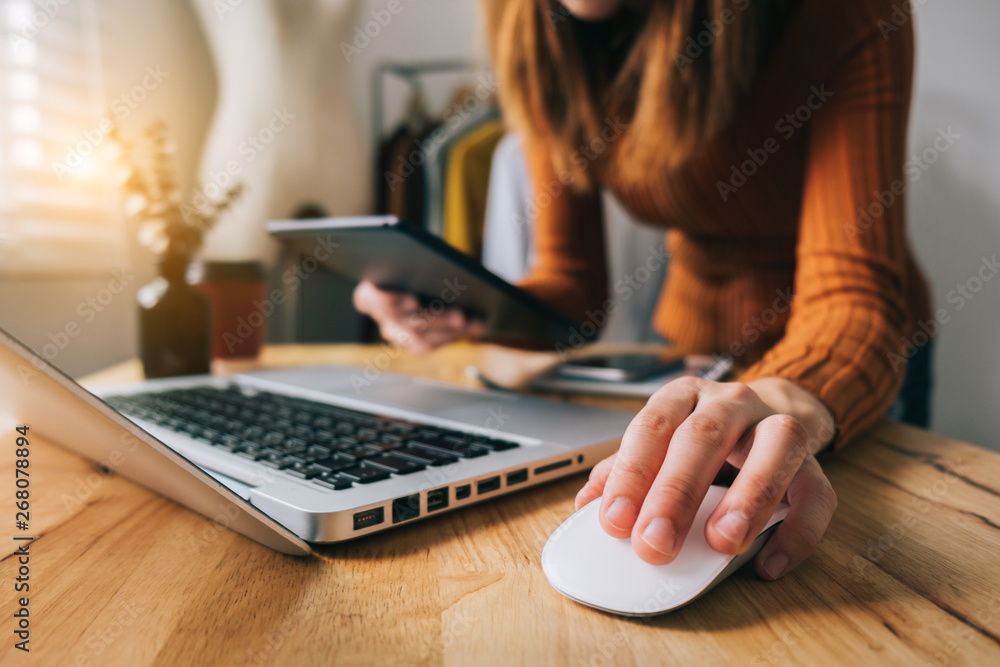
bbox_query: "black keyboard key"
[282,438,309,453]
[306,444,333,458]
[310,430,336,445]
[338,445,382,461]
[292,425,315,440]
[214,436,244,452]
[193,428,220,443]
[309,456,357,473]
[459,445,490,458]
[367,454,426,475]
[312,474,353,491]
[258,456,294,469]
[273,420,298,437]
[471,438,520,452]
[262,431,286,447]
[355,428,378,442]
[283,463,331,479]
[338,464,392,484]
[303,460,337,474]
[398,445,458,467]
[259,447,287,459]
[408,438,488,459]
[367,440,403,452]
[242,425,265,441]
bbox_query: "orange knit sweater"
[517,0,932,446]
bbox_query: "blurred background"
[0,0,996,451]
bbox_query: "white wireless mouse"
[541,485,789,616]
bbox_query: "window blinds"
[0,0,124,277]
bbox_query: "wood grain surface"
[1,342,998,666]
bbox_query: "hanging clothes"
[482,131,535,282]
[376,92,438,227]
[422,104,500,236]
[442,119,505,257]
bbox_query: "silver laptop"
[0,326,634,555]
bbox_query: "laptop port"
[506,468,528,486]
[353,507,385,530]
[477,476,501,495]
[455,484,471,500]
[427,487,449,512]
[534,459,571,475]
[392,494,420,524]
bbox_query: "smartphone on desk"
[555,353,686,382]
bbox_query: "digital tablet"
[267,216,596,348]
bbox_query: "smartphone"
[554,353,686,382]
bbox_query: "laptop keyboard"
[105,385,519,492]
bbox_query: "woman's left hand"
[575,376,837,580]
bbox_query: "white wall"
[909,0,1000,450]
[343,0,487,145]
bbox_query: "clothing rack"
[370,59,476,155]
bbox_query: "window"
[0,0,125,277]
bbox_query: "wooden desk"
[3,343,999,666]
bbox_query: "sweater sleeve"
[515,138,609,323]
[739,16,917,446]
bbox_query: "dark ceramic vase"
[137,253,211,378]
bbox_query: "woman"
[354,0,932,580]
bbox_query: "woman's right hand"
[352,280,484,353]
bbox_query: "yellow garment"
[442,120,505,257]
